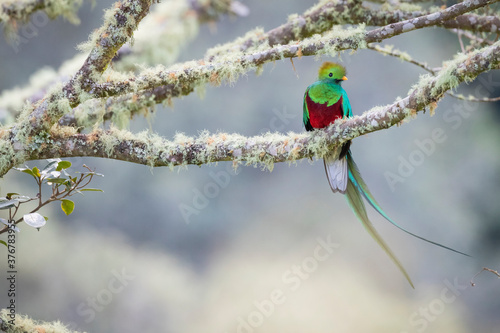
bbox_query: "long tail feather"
[324,152,348,194]
[345,178,415,288]
[346,151,469,257]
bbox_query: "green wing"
[341,89,352,118]
[303,88,312,131]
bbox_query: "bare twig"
[447,92,500,102]
[367,44,500,103]
[458,30,466,53]
[471,267,500,286]
[450,28,495,47]
[367,44,437,73]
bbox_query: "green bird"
[303,62,468,288]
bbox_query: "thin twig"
[471,267,500,286]
[367,44,500,103]
[446,92,500,102]
[367,44,437,73]
[458,30,466,53]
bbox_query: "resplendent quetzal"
[303,62,468,288]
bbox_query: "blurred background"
[1,0,500,332]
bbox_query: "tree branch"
[61,0,154,107]
[9,0,153,141]
[2,0,154,176]
[0,0,84,24]
[1,0,499,178]
[364,0,499,43]
[367,43,500,102]
[208,0,500,60]
[0,0,247,124]
[2,0,497,127]
[71,0,498,110]
[20,40,500,172]
[113,0,249,72]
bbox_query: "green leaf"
[23,213,46,229]
[0,240,6,247]
[32,166,40,178]
[56,161,72,171]
[6,193,18,200]
[80,188,104,192]
[20,168,35,177]
[61,199,75,215]
[45,178,69,185]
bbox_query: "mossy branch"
[0,0,247,124]
[3,0,500,329]
[61,0,154,107]
[1,0,499,178]
[9,0,154,147]
[368,43,500,102]
[0,0,154,178]
[1,0,497,127]
[364,0,500,43]
[14,40,499,173]
[207,0,499,60]
[60,0,497,117]
[113,0,249,72]
[4,0,497,125]
[0,0,84,25]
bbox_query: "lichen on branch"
[0,0,499,178]
[0,309,81,333]
[58,0,498,118]
[19,39,500,173]
[0,0,84,25]
[5,0,154,173]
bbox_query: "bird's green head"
[318,62,348,83]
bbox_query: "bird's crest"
[318,62,347,81]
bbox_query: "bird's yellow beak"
[342,76,348,81]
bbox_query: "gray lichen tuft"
[0,308,82,333]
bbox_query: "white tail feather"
[323,153,348,194]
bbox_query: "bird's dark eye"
[329,73,333,77]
